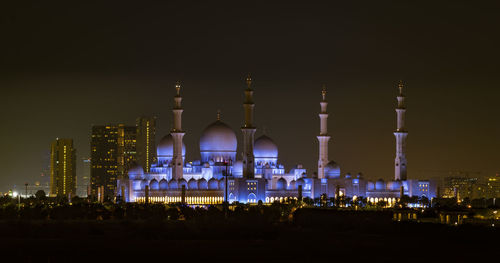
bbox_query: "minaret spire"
[322,84,327,101]
[171,81,185,180]
[317,85,331,179]
[394,81,408,181]
[241,74,256,178]
[217,109,221,121]
[246,73,252,89]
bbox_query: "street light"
[223,159,232,218]
[12,191,20,210]
[223,159,232,204]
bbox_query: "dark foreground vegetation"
[0,201,497,263]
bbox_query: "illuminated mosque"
[118,77,436,205]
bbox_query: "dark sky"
[1,1,499,192]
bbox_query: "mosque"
[118,77,436,205]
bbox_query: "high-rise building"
[49,138,76,197]
[486,174,500,198]
[136,116,156,173]
[117,124,137,177]
[90,124,137,200]
[442,176,478,199]
[78,158,91,197]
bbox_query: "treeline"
[0,199,294,222]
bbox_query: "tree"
[377,200,387,208]
[419,196,430,207]
[302,197,314,206]
[35,190,46,200]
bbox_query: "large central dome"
[199,120,237,162]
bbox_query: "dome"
[128,164,144,180]
[178,179,188,189]
[324,161,341,178]
[149,179,159,190]
[387,180,402,191]
[232,160,243,177]
[276,178,286,190]
[168,179,178,189]
[254,135,278,159]
[157,134,186,158]
[198,178,208,189]
[188,178,198,190]
[208,178,218,190]
[199,120,237,160]
[375,179,386,190]
[159,179,168,190]
[367,181,375,191]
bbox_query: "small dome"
[168,179,178,189]
[387,180,402,191]
[157,134,186,158]
[188,178,198,190]
[254,135,278,158]
[375,179,385,190]
[208,178,218,190]
[128,164,144,180]
[149,179,159,190]
[159,179,168,190]
[232,160,243,177]
[200,120,237,153]
[178,179,188,189]
[276,178,286,190]
[198,178,208,189]
[367,181,375,191]
[324,161,341,178]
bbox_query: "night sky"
[1,1,499,192]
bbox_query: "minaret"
[171,81,185,180]
[317,86,331,179]
[394,81,408,181]
[241,74,256,178]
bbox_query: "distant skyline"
[1,1,499,192]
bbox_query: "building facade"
[118,80,437,205]
[91,124,137,200]
[77,158,91,197]
[136,116,156,173]
[49,138,76,197]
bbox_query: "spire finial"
[246,73,252,89]
[216,109,221,121]
[175,81,181,96]
[398,80,404,95]
[321,84,327,101]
